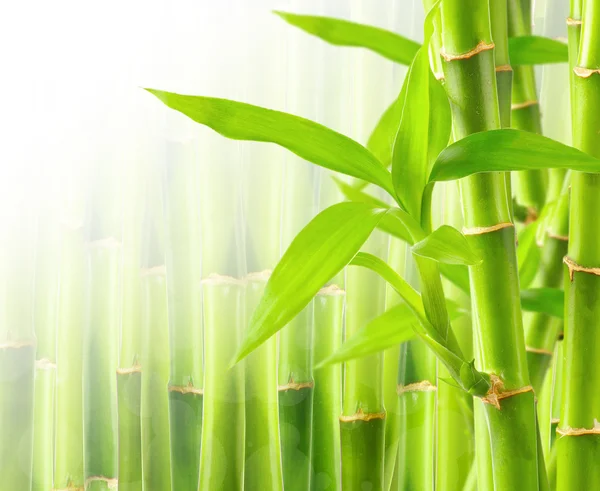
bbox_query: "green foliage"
[507,36,569,65]
[518,223,542,290]
[412,225,482,265]
[520,288,564,319]
[430,129,600,182]
[145,90,395,197]
[232,203,387,363]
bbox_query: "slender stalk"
[55,220,87,491]
[32,208,61,491]
[557,0,600,485]
[197,134,245,491]
[311,287,344,491]
[341,233,387,491]
[440,2,539,489]
[139,192,171,490]
[163,141,203,490]
[508,0,547,216]
[0,195,37,491]
[83,162,121,491]
[117,159,145,491]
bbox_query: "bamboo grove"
[1,0,600,490]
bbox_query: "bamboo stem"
[440,2,539,489]
[557,0,600,483]
[163,141,203,490]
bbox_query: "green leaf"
[508,36,569,65]
[274,11,420,65]
[412,225,482,265]
[233,203,387,363]
[518,222,542,290]
[429,129,600,182]
[367,87,407,168]
[439,263,471,294]
[521,288,564,319]
[145,90,395,196]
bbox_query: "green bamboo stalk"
[32,207,61,491]
[197,133,245,491]
[117,158,145,491]
[55,218,87,491]
[139,193,171,490]
[83,161,122,491]
[341,232,387,491]
[311,287,344,491]
[508,0,547,217]
[163,141,203,490]
[556,0,600,485]
[436,183,475,491]
[0,195,37,491]
[440,2,539,489]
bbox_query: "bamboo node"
[317,284,346,296]
[525,207,539,225]
[440,41,495,62]
[201,273,246,286]
[481,375,533,410]
[525,346,553,356]
[462,222,513,236]
[557,419,600,437]
[0,339,36,350]
[53,486,84,491]
[563,256,600,281]
[339,407,386,423]
[551,418,560,425]
[84,476,118,489]
[245,270,272,282]
[433,71,445,81]
[397,380,437,395]
[512,100,539,111]
[547,230,569,242]
[116,364,141,375]
[36,358,57,370]
[574,66,600,78]
[168,382,203,396]
[495,64,513,73]
[278,377,314,392]
[87,237,121,249]
[140,264,166,277]
[566,17,583,26]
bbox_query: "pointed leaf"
[367,86,407,167]
[521,288,564,319]
[508,36,568,65]
[429,129,600,182]
[275,11,420,65]
[412,225,482,265]
[439,263,471,294]
[146,90,395,196]
[233,203,387,362]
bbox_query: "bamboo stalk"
[508,0,547,217]
[341,232,388,490]
[440,2,539,489]
[163,141,203,490]
[311,287,344,491]
[0,194,37,491]
[55,220,87,491]
[83,161,122,491]
[117,158,145,491]
[556,0,600,485]
[32,208,61,491]
[139,200,172,490]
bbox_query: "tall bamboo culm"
[0,180,37,491]
[32,203,61,491]
[557,0,600,487]
[163,141,203,490]
[83,158,122,491]
[439,1,539,489]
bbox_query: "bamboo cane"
[440,2,540,488]
[556,0,600,486]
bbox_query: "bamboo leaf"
[233,203,387,363]
[429,129,600,182]
[412,225,482,265]
[439,263,471,294]
[367,87,407,167]
[274,11,420,65]
[508,36,568,65]
[520,288,564,319]
[145,90,395,196]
